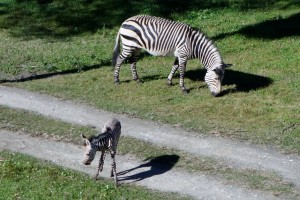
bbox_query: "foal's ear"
[81,133,88,146]
[224,63,232,68]
[81,133,91,146]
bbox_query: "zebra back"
[120,15,192,56]
[100,118,121,151]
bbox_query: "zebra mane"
[86,135,98,142]
[85,120,116,144]
[191,28,223,70]
[86,131,107,143]
[96,127,112,139]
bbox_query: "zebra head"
[81,133,97,165]
[205,64,232,97]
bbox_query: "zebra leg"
[114,48,134,84]
[129,49,141,83]
[110,151,118,187]
[114,56,126,84]
[167,57,179,86]
[178,58,189,94]
[95,150,106,180]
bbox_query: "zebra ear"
[81,133,89,146]
[224,63,232,68]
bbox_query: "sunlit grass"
[0,150,187,200]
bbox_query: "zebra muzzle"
[211,91,219,97]
[83,159,92,165]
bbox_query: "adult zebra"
[112,15,232,96]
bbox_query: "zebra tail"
[112,32,120,67]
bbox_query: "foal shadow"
[117,154,179,183]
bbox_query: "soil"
[0,86,299,199]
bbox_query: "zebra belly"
[146,49,176,57]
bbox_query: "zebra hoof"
[114,81,120,85]
[167,81,173,86]
[182,89,190,95]
[135,79,143,84]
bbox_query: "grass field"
[0,150,187,200]
[1,0,299,153]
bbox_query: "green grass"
[1,0,299,153]
[0,150,187,200]
[0,105,298,198]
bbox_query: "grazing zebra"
[81,118,121,187]
[112,15,232,96]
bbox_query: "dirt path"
[0,86,299,199]
[1,130,277,200]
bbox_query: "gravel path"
[1,86,299,199]
[1,130,277,200]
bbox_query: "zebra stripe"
[81,118,121,187]
[112,15,231,96]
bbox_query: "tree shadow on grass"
[2,0,298,38]
[240,12,300,39]
[185,69,273,95]
[0,59,110,83]
[117,154,179,183]
[214,12,300,40]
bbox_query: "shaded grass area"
[1,0,298,38]
[0,105,298,198]
[213,12,300,40]
[0,151,186,200]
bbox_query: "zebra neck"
[192,31,223,70]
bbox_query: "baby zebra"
[81,118,121,187]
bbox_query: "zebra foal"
[81,118,121,187]
[112,15,232,96]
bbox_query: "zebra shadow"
[185,69,273,95]
[117,154,179,183]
